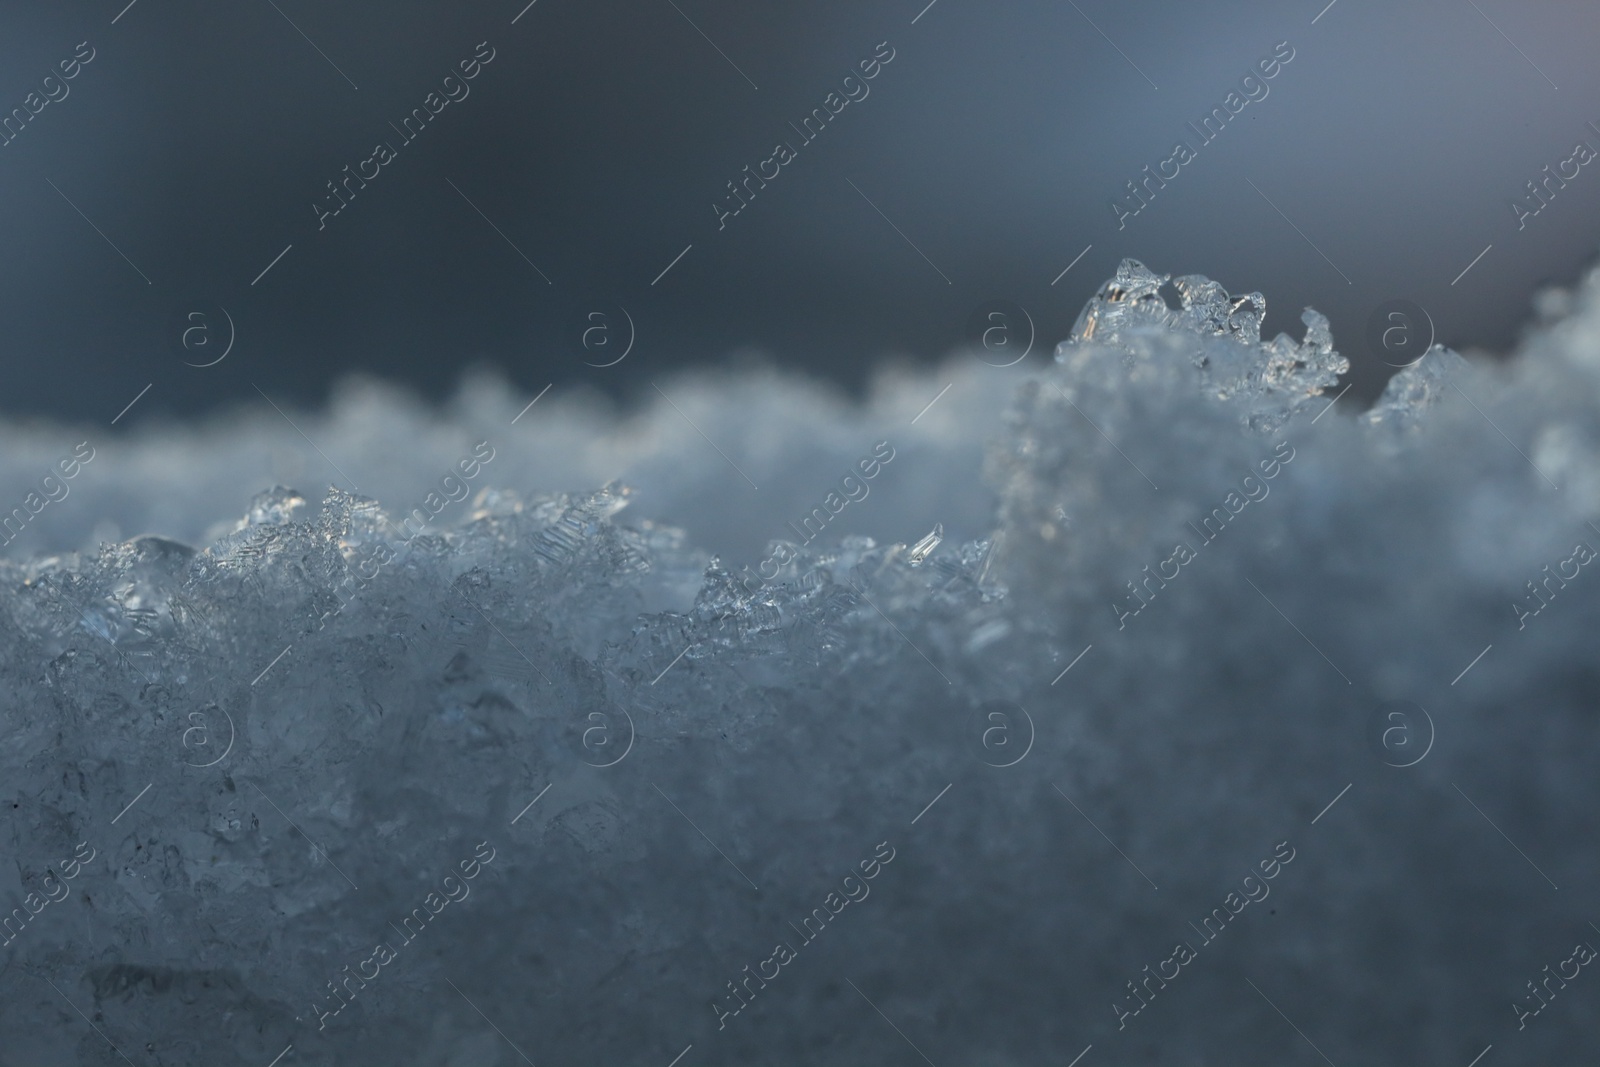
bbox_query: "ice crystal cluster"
[2,259,1600,1064]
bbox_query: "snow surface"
[1,260,1598,1064]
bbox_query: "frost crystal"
[1361,343,1469,435]
[1062,257,1348,432]
[1,261,1599,1063]
[906,522,943,563]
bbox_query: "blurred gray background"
[1,0,1598,423]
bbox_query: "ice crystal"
[1,261,1598,1063]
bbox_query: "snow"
[2,259,1599,1063]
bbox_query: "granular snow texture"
[1,260,1598,1065]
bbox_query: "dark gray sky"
[2,0,1598,423]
